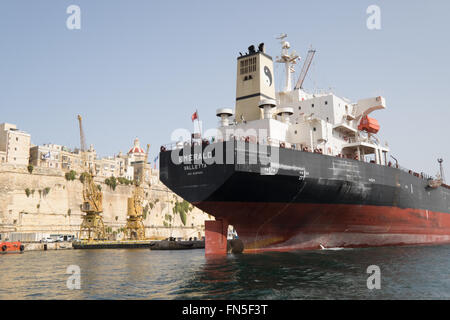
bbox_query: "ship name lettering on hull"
[184,164,207,171]
[179,152,213,164]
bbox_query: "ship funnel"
[258,99,277,119]
[276,107,294,124]
[235,44,276,123]
[216,108,234,127]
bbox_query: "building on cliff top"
[28,138,154,182]
[0,123,31,166]
[1,121,151,183]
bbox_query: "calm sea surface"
[1,245,449,299]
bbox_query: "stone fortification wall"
[0,164,212,240]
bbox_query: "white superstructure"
[216,35,390,165]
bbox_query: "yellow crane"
[77,115,106,241]
[125,143,149,240]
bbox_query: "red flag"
[191,111,198,122]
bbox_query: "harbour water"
[1,245,449,299]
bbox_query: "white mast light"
[275,33,300,92]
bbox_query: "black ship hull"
[160,141,450,251]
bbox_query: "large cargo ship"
[160,35,450,253]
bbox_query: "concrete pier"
[23,242,73,251]
[72,240,154,249]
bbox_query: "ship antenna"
[275,33,299,92]
[438,158,445,182]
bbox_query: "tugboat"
[1,241,25,254]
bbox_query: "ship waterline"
[195,202,450,251]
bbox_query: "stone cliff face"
[0,164,212,239]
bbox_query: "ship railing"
[160,136,295,150]
[160,140,439,183]
[160,136,220,152]
[160,142,178,152]
[161,136,342,154]
[227,136,307,151]
[394,164,435,181]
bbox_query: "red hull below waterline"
[195,202,450,252]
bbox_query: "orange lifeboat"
[358,115,380,134]
[1,241,24,254]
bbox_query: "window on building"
[16,137,18,141]
[325,101,328,105]
[312,104,314,108]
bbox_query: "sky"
[0,0,449,176]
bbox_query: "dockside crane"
[125,143,150,240]
[77,115,106,241]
